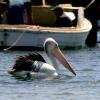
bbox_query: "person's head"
[52,6,63,17]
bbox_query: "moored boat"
[0,1,92,50]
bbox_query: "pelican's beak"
[54,47,76,76]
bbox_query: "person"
[5,0,25,24]
[24,0,33,24]
[0,2,7,24]
[52,6,74,27]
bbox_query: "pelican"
[8,37,76,79]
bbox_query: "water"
[0,46,100,100]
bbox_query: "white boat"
[0,3,92,50]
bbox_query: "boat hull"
[0,19,92,50]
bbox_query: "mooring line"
[3,26,31,52]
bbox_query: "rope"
[3,26,31,52]
[84,0,95,10]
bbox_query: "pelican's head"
[44,37,76,76]
[44,37,58,55]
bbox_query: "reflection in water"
[0,46,100,100]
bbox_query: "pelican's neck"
[44,37,59,70]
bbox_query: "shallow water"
[0,45,100,100]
